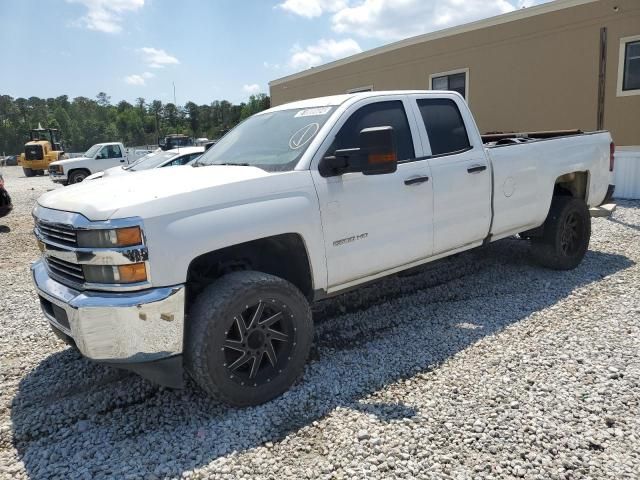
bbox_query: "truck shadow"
[10,239,634,479]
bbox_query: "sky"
[0,0,551,105]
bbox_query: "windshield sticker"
[289,123,320,150]
[294,107,332,118]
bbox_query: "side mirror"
[319,126,397,177]
[357,126,398,175]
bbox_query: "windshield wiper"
[192,162,250,168]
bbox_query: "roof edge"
[269,0,597,87]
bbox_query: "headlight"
[77,226,142,248]
[83,262,147,284]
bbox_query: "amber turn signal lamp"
[116,227,143,247]
[369,152,397,164]
[118,263,147,283]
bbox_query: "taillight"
[609,142,615,172]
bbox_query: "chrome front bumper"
[48,172,68,183]
[32,259,185,363]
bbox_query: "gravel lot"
[0,164,639,479]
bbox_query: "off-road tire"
[531,196,591,270]
[36,170,45,176]
[185,270,313,407]
[23,167,35,177]
[68,170,89,184]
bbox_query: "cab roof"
[264,90,450,113]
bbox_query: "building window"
[617,35,640,97]
[346,85,373,93]
[430,68,469,100]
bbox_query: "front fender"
[143,191,327,292]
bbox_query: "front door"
[311,97,434,289]
[96,145,125,168]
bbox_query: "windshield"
[194,106,336,172]
[124,151,159,170]
[84,144,102,158]
[127,151,178,171]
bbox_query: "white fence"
[614,147,640,200]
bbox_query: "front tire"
[185,271,313,407]
[23,167,35,177]
[68,170,89,184]
[531,196,591,270]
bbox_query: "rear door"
[311,96,434,289]
[409,94,491,254]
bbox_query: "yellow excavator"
[18,125,69,177]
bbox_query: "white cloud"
[278,0,347,18]
[243,84,262,95]
[67,0,144,33]
[331,0,517,41]
[263,61,281,71]
[289,38,362,70]
[124,74,146,86]
[278,1,551,42]
[138,47,180,68]
[124,71,154,86]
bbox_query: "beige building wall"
[270,0,640,146]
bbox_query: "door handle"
[404,175,430,186]
[467,164,487,174]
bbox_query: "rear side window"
[332,100,415,161]
[417,99,471,156]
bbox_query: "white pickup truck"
[31,91,615,406]
[48,142,153,184]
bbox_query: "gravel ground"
[0,164,639,480]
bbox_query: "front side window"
[96,147,109,159]
[417,98,471,156]
[431,71,467,99]
[109,145,122,158]
[329,100,415,162]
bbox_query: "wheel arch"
[553,170,589,200]
[67,167,91,182]
[186,233,315,308]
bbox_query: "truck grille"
[36,221,78,247]
[25,144,44,160]
[46,256,85,283]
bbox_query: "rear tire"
[531,196,590,270]
[23,167,35,177]
[36,169,45,176]
[68,170,89,184]
[185,270,313,407]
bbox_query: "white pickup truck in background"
[48,142,153,184]
[31,91,614,406]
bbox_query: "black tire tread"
[68,169,89,184]
[185,270,312,406]
[531,196,591,270]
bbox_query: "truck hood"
[37,165,275,220]
[50,156,91,166]
[86,165,124,180]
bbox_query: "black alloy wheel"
[222,299,296,387]
[186,270,313,406]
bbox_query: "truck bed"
[486,130,612,241]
